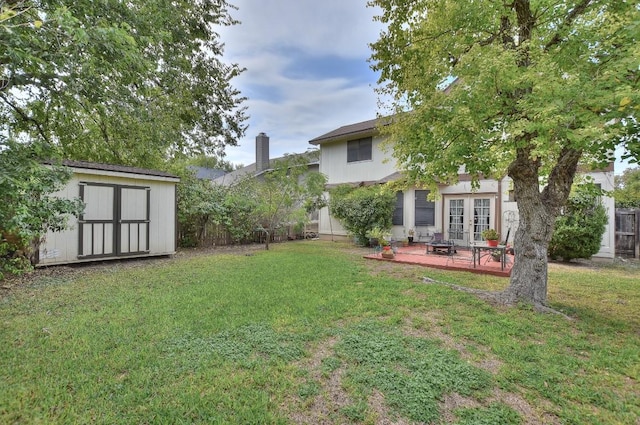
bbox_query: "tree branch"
[541,146,583,211]
[0,92,51,144]
[544,0,593,51]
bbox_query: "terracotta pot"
[486,239,499,247]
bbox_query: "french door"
[444,196,495,246]
[78,183,150,258]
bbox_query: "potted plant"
[406,228,415,245]
[367,226,387,248]
[481,228,500,247]
[381,242,395,259]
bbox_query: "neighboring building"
[38,160,180,266]
[309,118,616,259]
[212,133,320,186]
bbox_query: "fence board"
[615,209,639,258]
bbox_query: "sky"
[218,0,633,173]
[218,0,383,167]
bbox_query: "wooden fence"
[177,223,300,248]
[615,208,640,258]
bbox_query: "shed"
[37,160,180,266]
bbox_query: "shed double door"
[79,183,150,258]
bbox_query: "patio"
[364,243,514,277]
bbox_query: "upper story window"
[347,137,372,162]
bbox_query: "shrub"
[549,184,608,262]
[329,185,395,245]
[0,142,83,279]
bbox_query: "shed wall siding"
[38,171,177,266]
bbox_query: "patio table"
[426,242,454,255]
[472,244,506,271]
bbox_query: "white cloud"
[217,0,384,166]
[223,0,380,59]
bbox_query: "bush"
[549,184,608,262]
[0,142,83,279]
[329,185,396,245]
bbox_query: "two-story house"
[309,117,616,259]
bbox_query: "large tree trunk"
[502,146,582,306]
[502,194,555,305]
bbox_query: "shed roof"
[58,160,179,179]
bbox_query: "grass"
[0,241,638,424]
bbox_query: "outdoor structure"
[37,160,180,266]
[309,117,616,259]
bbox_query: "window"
[415,190,435,226]
[347,137,372,162]
[392,191,404,225]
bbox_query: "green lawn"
[1,241,638,424]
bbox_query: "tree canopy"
[614,167,640,208]
[1,0,247,168]
[0,0,247,277]
[244,153,326,250]
[369,0,638,306]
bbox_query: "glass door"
[445,196,494,246]
[472,198,491,242]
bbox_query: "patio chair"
[446,243,474,267]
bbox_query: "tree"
[241,153,326,250]
[188,155,237,173]
[614,167,640,208]
[369,0,638,307]
[1,0,247,169]
[329,185,396,246]
[0,140,83,278]
[174,168,228,247]
[549,183,608,262]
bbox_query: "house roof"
[308,81,462,146]
[324,172,405,189]
[56,159,179,179]
[308,117,383,145]
[187,166,227,181]
[213,163,259,186]
[212,150,320,186]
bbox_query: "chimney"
[256,132,270,172]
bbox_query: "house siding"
[313,122,616,259]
